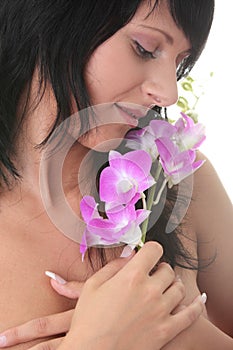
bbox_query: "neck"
[3,75,93,210]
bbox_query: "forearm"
[57,330,116,350]
[59,316,233,350]
[162,316,233,350]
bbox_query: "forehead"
[127,1,191,50]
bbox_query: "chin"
[79,124,132,152]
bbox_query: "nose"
[141,64,178,108]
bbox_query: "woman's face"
[80,0,191,150]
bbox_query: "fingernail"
[120,245,133,258]
[45,271,67,285]
[0,335,7,347]
[201,292,207,304]
[196,292,207,304]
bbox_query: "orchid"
[99,150,155,205]
[80,112,206,258]
[155,137,205,188]
[174,113,206,151]
[125,119,175,161]
[125,127,159,161]
[79,195,150,260]
[148,119,176,140]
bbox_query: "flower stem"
[141,192,147,210]
[153,178,167,205]
[140,163,163,244]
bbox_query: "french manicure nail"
[120,245,133,258]
[201,292,207,304]
[0,335,7,347]
[45,271,67,285]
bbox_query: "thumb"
[45,247,135,298]
[45,271,84,299]
[88,249,135,288]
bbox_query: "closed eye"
[134,40,158,60]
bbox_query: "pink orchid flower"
[126,120,176,161]
[99,150,155,205]
[125,128,159,161]
[79,113,206,255]
[155,137,205,188]
[126,114,205,158]
[149,119,176,139]
[80,195,150,259]
[174,113,206,151]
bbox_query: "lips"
[115,103,149,121]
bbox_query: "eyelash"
[134,41,158,60]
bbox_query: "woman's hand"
[0,242,206,350]
[0,280,83,349]
[61,242,206,350]
[0,310,73,349]
[0,275,86,348]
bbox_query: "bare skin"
[1,156,233,350]
[0,1,189,341]
[0,242,206,350]
[1,1,233,349]
[162,153,233,349]
[0,82,205,349]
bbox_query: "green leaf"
[177,96,189,111]
[181,81,193,92]
[186,76,194,83]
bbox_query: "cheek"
[85,40,141,103]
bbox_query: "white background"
[171,1,233,202]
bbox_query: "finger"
[171,293,206,335]
[50,279,84,299]
[150,262,175,293]
[28,337,63,350]
[0,310,73,347]
[86,250,135,288]
[171,303,186,315]
[45,271,84,299]
[162,279,186,313]
[123,241,163,275]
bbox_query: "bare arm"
[162,315,233,350]
[162,152,233,349]
[192,153,233,336]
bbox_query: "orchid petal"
[149,120,176,139]
[99,166,124,203]
[80,196,99,223]
[174,113,206,151]
[100,165,137,204]
[155,138,178,167]
[109,157,148,182]
[135,209,151,225]
[80,229,88,259]
[123,150,152,176]
[125,128,159,160]
[100,150,154,206]
[106,204,137,224]
[120,224,143,246]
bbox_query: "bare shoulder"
[191,151,232,237]
[190,152,233,336]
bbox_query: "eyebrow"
[138,24,192,54]
[138,25,174,44]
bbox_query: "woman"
[0,0,233,349]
